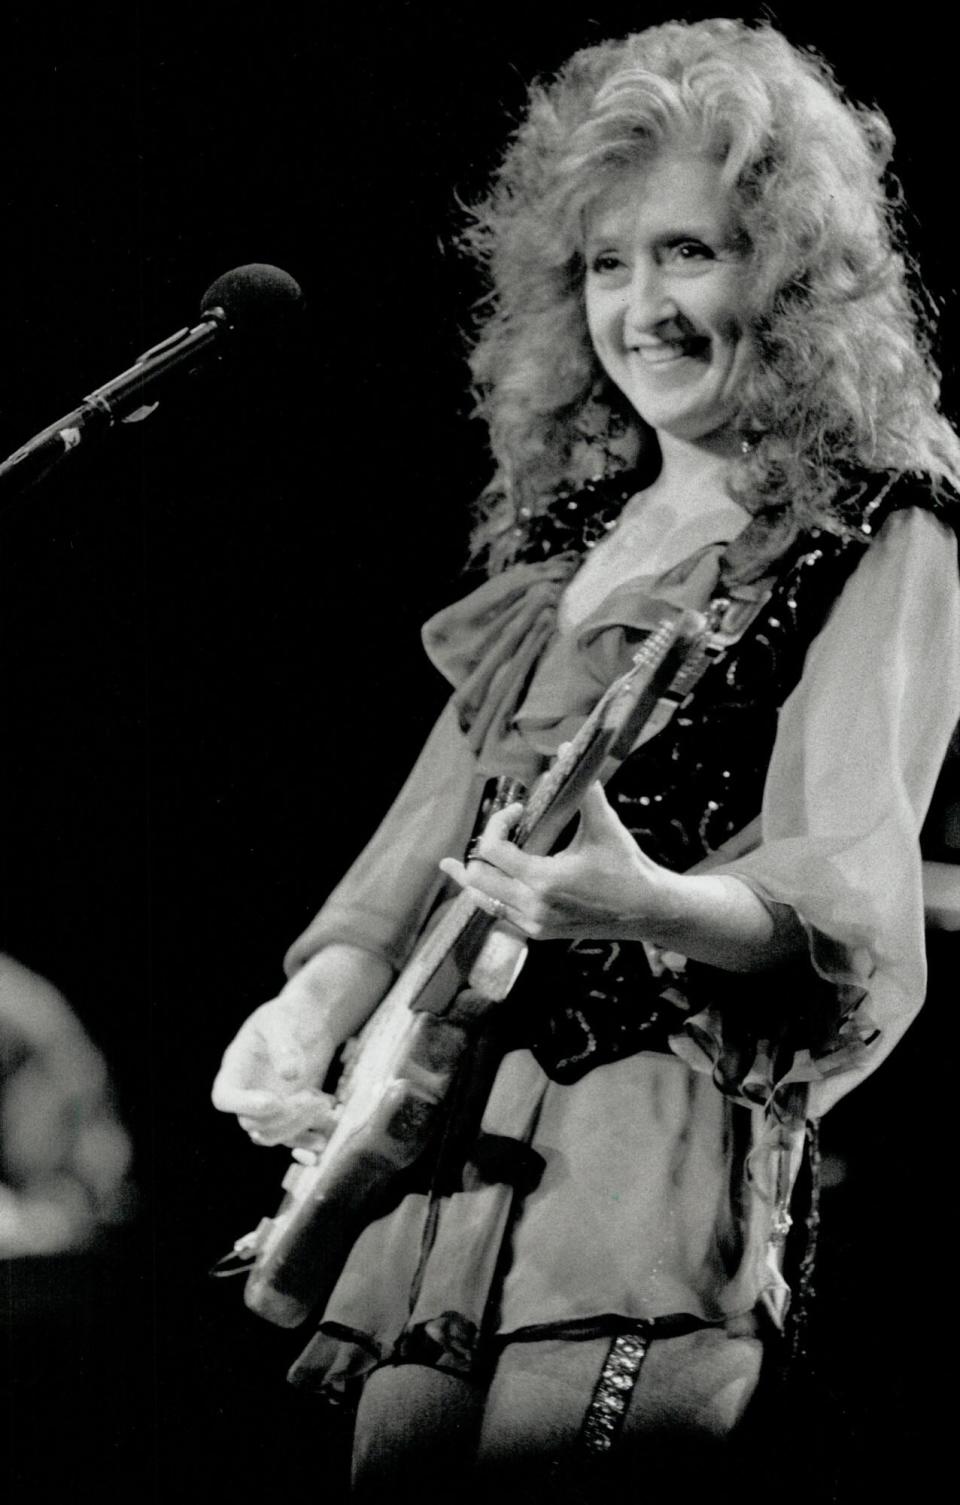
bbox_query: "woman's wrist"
[284,944,394,1038]
[620,869,805,973]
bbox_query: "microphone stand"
[0,307,227,500]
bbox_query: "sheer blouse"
[283,493,960,1383]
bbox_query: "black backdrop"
[0,3,953,1499]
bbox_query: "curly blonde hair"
[463,17,960,568]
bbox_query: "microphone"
[0,263,304,496]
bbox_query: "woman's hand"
[440,782,806,971]
[439,781,679,942]
[211,944,393,1156]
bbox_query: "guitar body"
[231,610,713,1328]
[244,995,471,1327]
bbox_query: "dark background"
[0,3,953,1499]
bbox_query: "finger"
[441,816,527,885]
[289,1124,334,1151]
[245,1124,290,1148]
[212,1079,281,1116]
[468,888,518,924]
[243,1108,335,1150]
[239,1111,282,1133]
[237,1105,308,1134]
[472,830,535,881]
[473,890,536,939]
[277,1089,338,1124]
[468,855,532,909]
[573,781,632,842]
[441,856,530,925]
[298,1098,340,1136]
[253,1113,335,1152]
[240,1088,335,1130]
[288,1116,338,1163]
[440,863,516,923]
[480,802,524,843]
[292,1146,321,1166]
[583,779,614,816]
[442,855,522,908]
[439,856,468,887]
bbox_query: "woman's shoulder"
[499,468,644,568]
[844,472,960,592]
[816,470,960,605]
[849,468,960,541]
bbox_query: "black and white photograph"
[2,5,957,1501]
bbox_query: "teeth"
[637,346,686,364]
[632,342,703,366]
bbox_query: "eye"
[665,239,716,264]
[587,250,626,276]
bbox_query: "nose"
[622,259,677,338]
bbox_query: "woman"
[213,18,960,1498]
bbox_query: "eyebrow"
[585,221,721,246]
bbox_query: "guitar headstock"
[596,607,706,755]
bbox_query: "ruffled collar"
[421,555,577,782]
[422,468,906,782]
[422,541,731,782]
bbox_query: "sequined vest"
[504,472,951,1083]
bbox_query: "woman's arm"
[214,701,486,1149]
[212,942,394,1149]
[283,699,486,975]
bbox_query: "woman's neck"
[650,429,743,512]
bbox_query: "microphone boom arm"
[0,305,228,498]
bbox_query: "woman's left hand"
[439,781,680,942]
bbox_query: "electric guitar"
[224,606,716,1328]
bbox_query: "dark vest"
[503,472,956,1083]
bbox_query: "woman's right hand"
[211,943,393,1154]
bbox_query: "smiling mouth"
[631,338,710,366]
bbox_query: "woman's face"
[584,151,750,448]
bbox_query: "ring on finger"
[486,896,508,920]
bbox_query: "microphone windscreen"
[200,264,305,339]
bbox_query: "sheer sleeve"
[284,557,580,976]
[283,701,486,976]
[698,505,960,1113]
